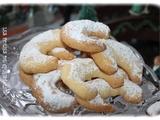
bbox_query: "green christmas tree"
[79,5,98,22]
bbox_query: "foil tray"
[0,27,160,116]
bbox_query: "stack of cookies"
[19,20,143,113]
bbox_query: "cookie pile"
[19,20,143,113]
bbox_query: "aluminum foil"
[0,27,159,116]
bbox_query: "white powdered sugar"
[20,44,53,66]
[30,30,58,44]
[68,58,98,81]
[122,78,143,99]
[58,60,70,67]
[33,70,75,111]
[51,47,69,53]
[86,77,142,101]
[89,94,108,105]
[147,101,160,116]
[87,78,112,92]
[106,39,143,81]
[99,39,118,70]
[63,20,110,45]
[19,30,59,67]
[114,68,126,79]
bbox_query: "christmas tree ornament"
[129,4,150,16]
[79,4,98,22]
[130,4,142,15]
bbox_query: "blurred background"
[0,4,159,74]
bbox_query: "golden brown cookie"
[19,29,66,74]
[19,66,33,87]
[86,78,143,104]
[76,94,115,113]
[91,40,118,75]
[32,69,78,113]
[105,39,143,83]
[48,47,76,60]
[60,20,110,52]
[61,58,126,101]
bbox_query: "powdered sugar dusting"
[86,77,142,101]
[87,78,112,93]
[33,70,76,111]
[30,30,58,44]
[106,39,143,81]
[99,39,117,70]
[20,44,54,66]
[51,47,69,53]
[89,94,108,105]
[19,30,61,72]
[68,58,98,81]
[122,78,142,99]
[58,60,70,67]
[114,68,126,79]
[64,20,110,46]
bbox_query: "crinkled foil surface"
[0,27,159,116]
